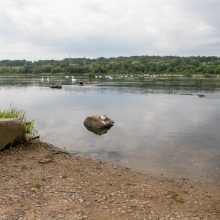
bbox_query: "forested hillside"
[0,56,220,77]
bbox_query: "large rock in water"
[84,115,114,135]
[0,119,25,150]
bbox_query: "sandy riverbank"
[0,141,219,220]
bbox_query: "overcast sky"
[0,0,220,60]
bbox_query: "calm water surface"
[0,77,220,182]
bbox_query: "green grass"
[168,191,185,203]
[0,107,37,135]
[32,180,42,189]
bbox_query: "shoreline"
[0,141,219,219]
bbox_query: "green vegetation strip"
[0,56,220,77]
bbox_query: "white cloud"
[0,0,219,60]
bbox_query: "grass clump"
[32,181,42,189]
[168,191,185,203]
[0,107,37,135]
[20,164,28,171]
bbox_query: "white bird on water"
[71,76,76,82]
[107,75,113,80]
[47,77,50,82]
[41,76,44,82]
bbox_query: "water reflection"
[84,125,113,136]
[1,76,220,92]
[0,77,220,182]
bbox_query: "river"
[0,76,220,182]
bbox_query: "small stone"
[78,199,84,203]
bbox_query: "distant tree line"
[0,56,220,77]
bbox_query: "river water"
[0,76,220,182]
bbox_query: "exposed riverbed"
[0,141,219,220]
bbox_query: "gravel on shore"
[0,141,219,220]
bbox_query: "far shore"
[0,141,219,220]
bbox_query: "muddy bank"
[0,141,219,220]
